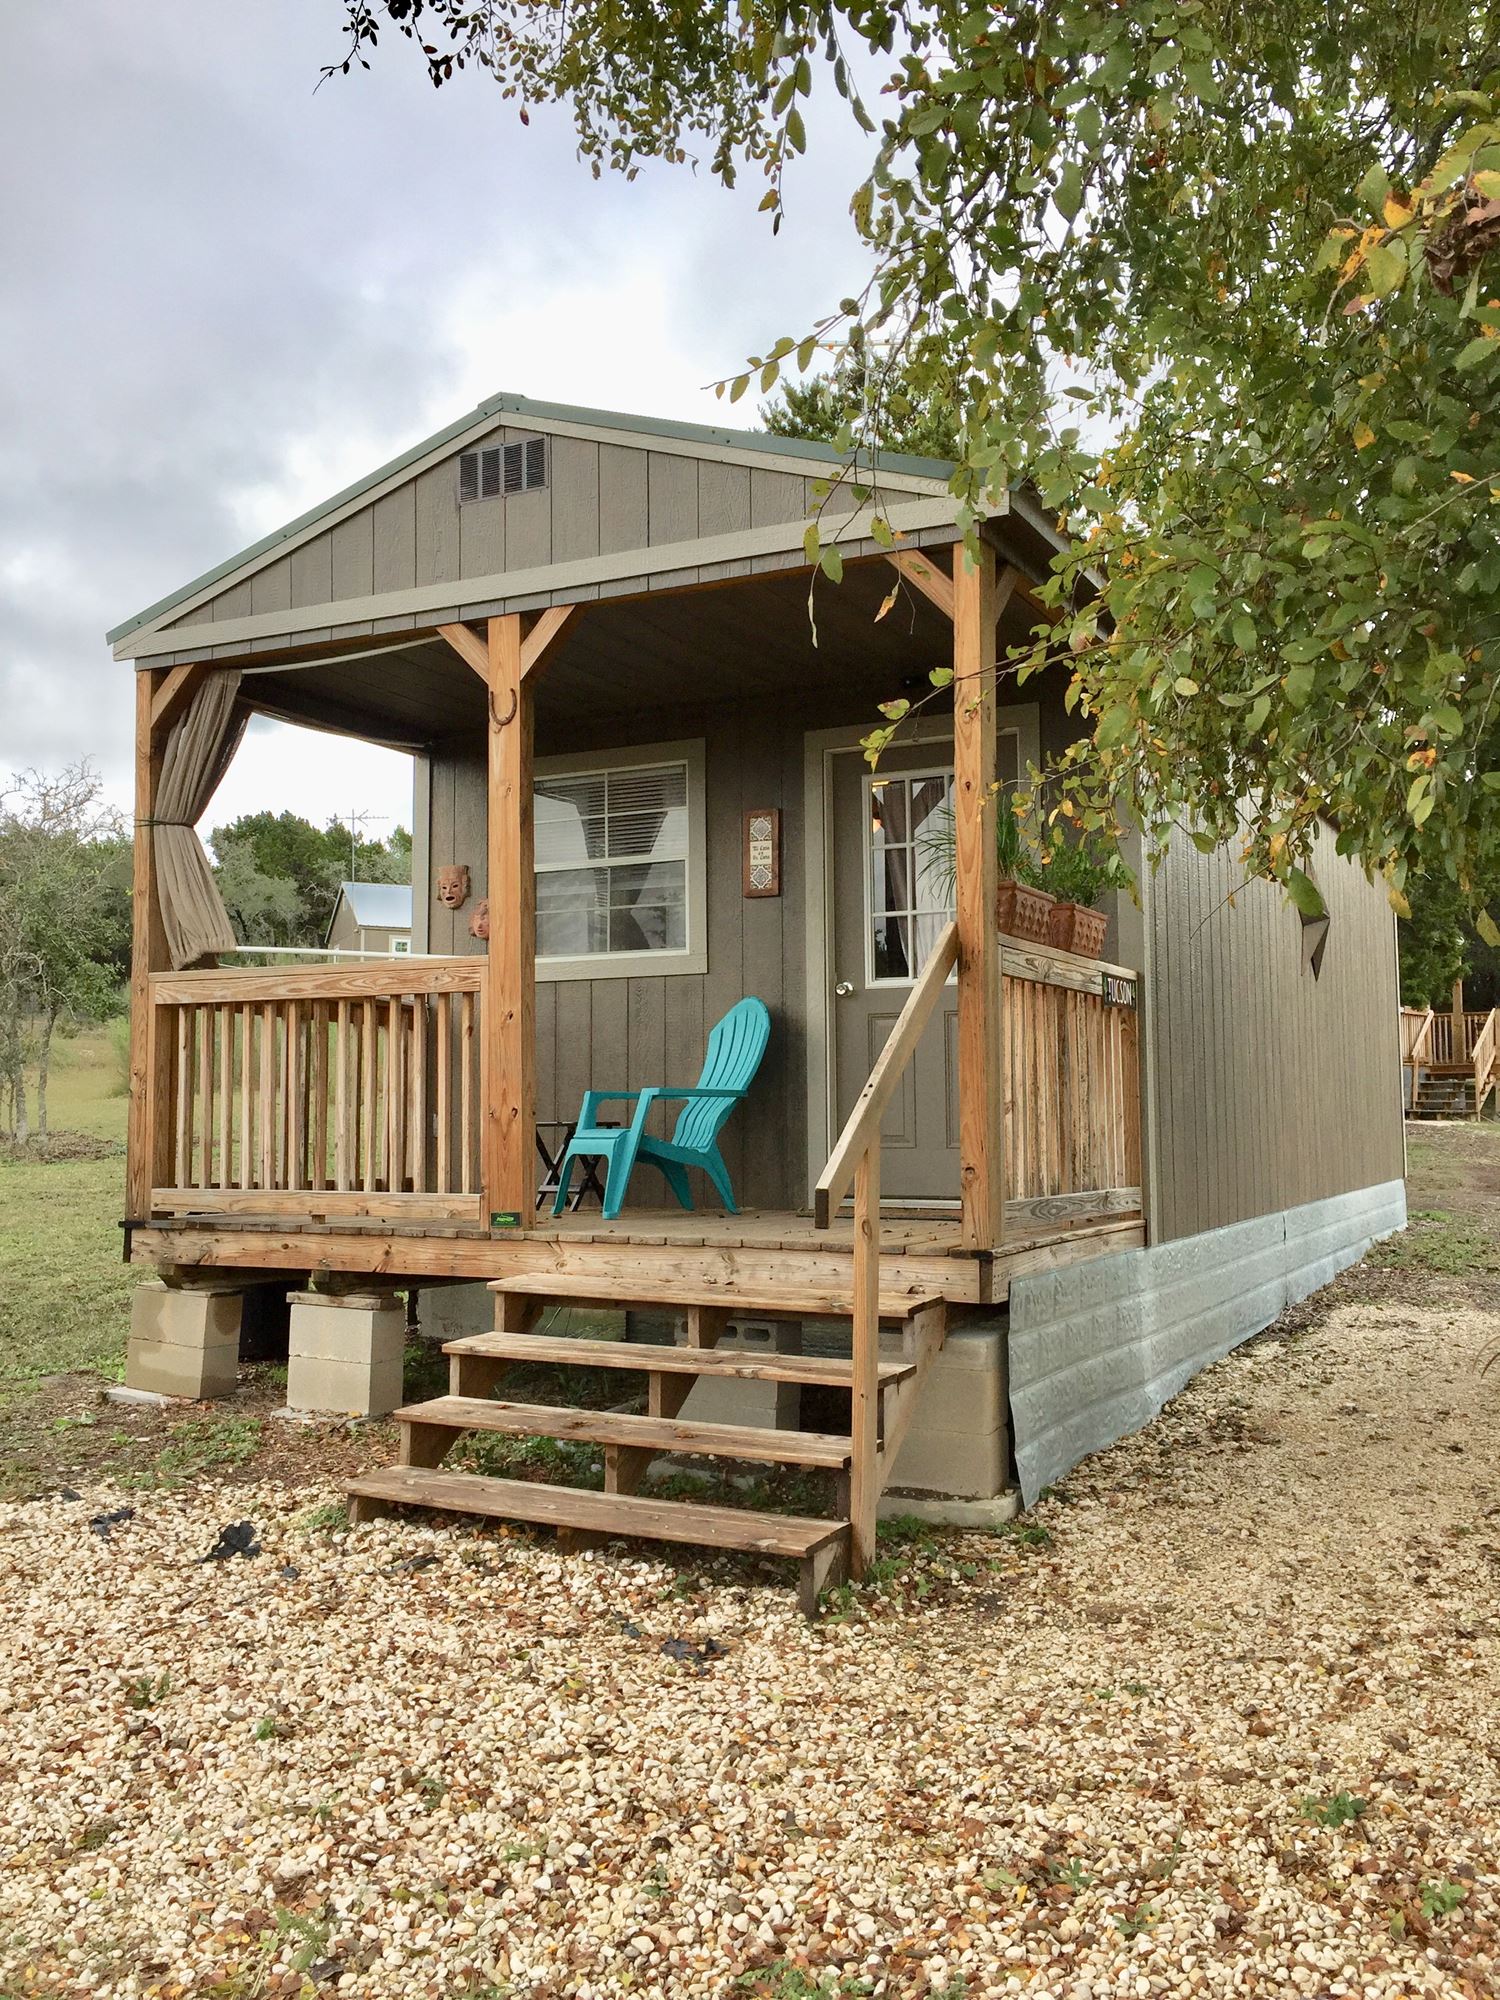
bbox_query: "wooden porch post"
[1452,977,1466,1059]
[484,614,536,1224]
[127,670,169,1216]
[952,545,1006,1251]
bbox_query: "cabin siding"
[164,425,828,636]
[1144,830,1403,1243]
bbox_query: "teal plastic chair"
[551,998,771,1220]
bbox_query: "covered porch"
[128,539,1143,1275]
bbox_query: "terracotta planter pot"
[1048,900,1109,958]
[996,878,1055,944]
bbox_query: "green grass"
[1369,1208,1498,1275]
[0,1028,144,1394]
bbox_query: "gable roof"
[332,881,412,931]
[107,390,960,650]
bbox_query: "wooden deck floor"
[132,1201,1143,1307]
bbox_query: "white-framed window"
[534,739,707,981]
[390,935,412,955]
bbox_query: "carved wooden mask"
[436,864,470,910]
[468,898,490,942]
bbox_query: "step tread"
[491,1273,943,1321]
[345,1466,846,1558]
[396,1395,854,1469]
[444,1332,915,1387]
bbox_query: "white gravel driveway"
[1,1296,1496,1999]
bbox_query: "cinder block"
[285,1293,407,1416]
[417,1281,492,1343]
[286,1294,405,1365]
[285,1352,405,1418]
[126,1334,241,1400]
[132,1280,243,1350]
[677,1321,801,1431]
[887,1423,1007,1499]
[125,1281,243,1400]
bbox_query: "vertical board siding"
[155,427,829,631]
[647,453,700,546]
[1146,828,1403,1242]
[415,463,462,587]
[372,484,418,593]
[331,511,375,603]
[550,437,601,564]
[598,443,649,555]
[290,533,334,610]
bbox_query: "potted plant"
[917,788,1054,943]
[993,795,1054,943]
[1037,830,1120,957]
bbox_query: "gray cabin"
[324,880,412,957]
[110,391,1406,1609]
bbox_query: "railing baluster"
[240,1004,254,1188]
[850,1144,881,1577]
[334,999,351,1190]
[174,1008,192,1190]
[410,996,427,1193]
[217,1004,232,1189]
[196,1004,214,1189]
[310,1000,329,1190]
[361,1000,377,1193]
[386,996,404,1193]
[459,990,476,1195]
[258,1001,276,1188]
[436,992,452,1191]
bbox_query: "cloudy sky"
[1,2,875,842]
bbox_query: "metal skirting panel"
[1007,1178,1407,1505]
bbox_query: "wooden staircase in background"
[346,1278,950,1614]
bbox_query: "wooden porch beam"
[483,614,535,1226]
[126,670,173,1216]
[886,549,955,621]
[149,660,209,734]
[520,604,578,677]
[952,547,1016,1251]
[436,620,492,684]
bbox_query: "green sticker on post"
[490,1211,522,1230]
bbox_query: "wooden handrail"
[814,920,959,1230]
[150,958,484,1006]
[1473,1007,1498,1119]
[1400,1005,1435,1067]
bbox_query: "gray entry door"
[831,742,960,1203]
[830,731,1023,1203]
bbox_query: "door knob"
[834,980,855,997]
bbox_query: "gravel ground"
[1,1294,1497,2000]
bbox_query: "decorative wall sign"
[1101,972,1137,1009]
[743,808,781,898]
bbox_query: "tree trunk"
[13,1062,28,1146]
[37,1007,57,1140]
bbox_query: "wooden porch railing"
[814,919,960,1576]
[812,922,1143,1573]
[144,960,486,1222]
[1000,940,1142,1226]
[1471,1008,1499,1118]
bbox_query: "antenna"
[337,808,389,879]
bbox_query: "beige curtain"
[154,670,248,969]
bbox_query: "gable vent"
[459,437,548,503]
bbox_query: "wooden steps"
[490,1273,943,1321]
[345,1466,849,1615]
[444,1331,916,1391]
[394,1394,854,1470]
[346,1277,948,1616]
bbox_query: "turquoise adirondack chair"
[551,998,771,1221]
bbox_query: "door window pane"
[868,769,956,981]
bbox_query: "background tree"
[208,811,411,949]
[328,0,1500,930]
[0,765,129,1143]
